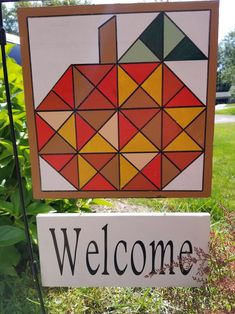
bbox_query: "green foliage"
[0,47,112,276]
[217,29,235,92]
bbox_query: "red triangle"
[122,108,160,129]
[120,63,160,84]
[97,66,117,106]
[164,152,202,171]
[60,156,79,188]
[76,114,96,150]
[142,154,161,189]
[36,91,71,111]
[76,64,113,86]
[162,111,182,148]
[81,153,115,171]
[79,88,115,109]
[82,173,116,190]
[165,86,204,107]
[35,114,55,150]
[53,66,74,108]
[123,172,158,190]
[119,112,138,149]
[163,65,183,105]
[41,154,74,171]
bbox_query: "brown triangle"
[121,87,159,108]
[82,153,115,171]
[185,111,206,148]
[162,155,180,188]
[60,156,79,188]
[100,155,119,189]
[141,111,161,149]
[78,110,115,131]
[73,67,94,108]
[39,133,76,154]
[123,172,158,190]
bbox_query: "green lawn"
[1,123,234,314]
[215,104,235,115]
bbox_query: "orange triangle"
[79,88,115,109]
[162,155,180,187]
[122,108,159,129]
[53,66,74,108]
[76,64,113,86]
[36,91,71,111]
[41,154,74,171]
[163,64,183,105]
[60,156,79,188]
[164,152,202,171]
[121,87,159,108]
[123,172,158,190]
[73,67,94,108]
[82,173,116,190]
[81,153,115,171]
[162,111,182,149]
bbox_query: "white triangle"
[38,112,72,130]
[165,60,208,104]
[99,113,118,149]
[39,157,76,191]
[123,153,157,171]
[166,11,210,57]
[163,154,204,191]
[117,12,159,60]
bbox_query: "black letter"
[150,240,175,275]
[86,241,100,275]
[179,240,193,275]
[49,228,81,275]
[102,224,109,275]
[131,241,146,275]
[114,240,127,275]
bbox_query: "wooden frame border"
[18,1,219,199]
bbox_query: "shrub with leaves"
[0,45,111,276]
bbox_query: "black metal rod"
[0,3,46,314]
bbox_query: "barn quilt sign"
[18,1,218,198]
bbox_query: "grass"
[1,123,235,314]
[215,103,235,115]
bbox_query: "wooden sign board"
[37,213,210,287]
[18,1,219,198]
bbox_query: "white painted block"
[37,213,210,287]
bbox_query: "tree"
[2,0,89,35]
[217,29,235,93]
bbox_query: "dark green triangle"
[139,12,164,60]
[164,37,207,61]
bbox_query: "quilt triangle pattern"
[35,10,209,193]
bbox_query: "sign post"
[17,0,219,291]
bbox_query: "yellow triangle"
[58,115,76,149]
[121,132,158,153]
[165,108,205,128]
[78,156,97,188]
[142,64,162,106]
[80,133,116,153]
[118,66,138,105]
[164,132,201,151]
[120,155,138,188]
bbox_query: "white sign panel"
[37,213,210,287]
